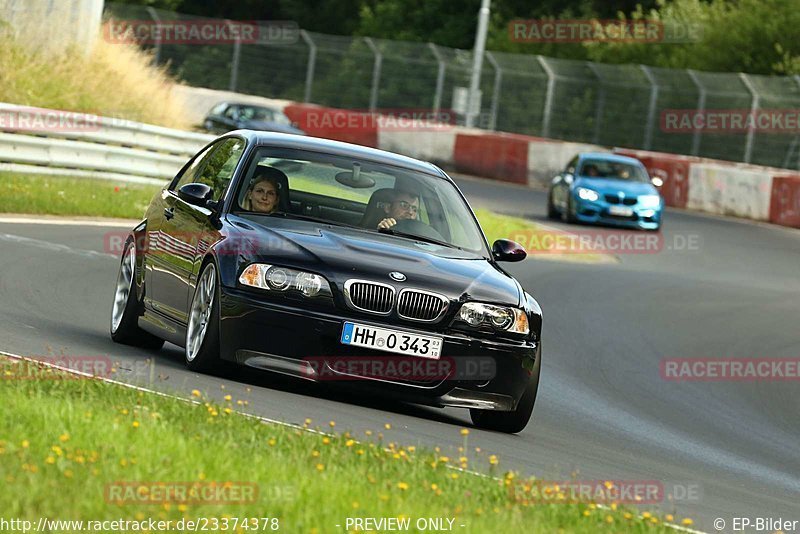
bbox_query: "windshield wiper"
[377,228,463,250]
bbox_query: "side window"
[224,106,239,120]
[195,138,246,201]
[566,156,579,174]
[209,103,227,116]
[171,143,218,192]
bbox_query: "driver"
[583,163,600,177]
[377,189,419,230]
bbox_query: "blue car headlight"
[638,195,662,209]
[576,187,600,202]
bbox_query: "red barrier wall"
[769,175,800,228]
[453,133,529,184]
[614,149,690,208]
[283,104,378,147]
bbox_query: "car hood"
[239,120,305,135]
[228,216,522,306]
[574,177,658,197]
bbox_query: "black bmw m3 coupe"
[110,131,542,433]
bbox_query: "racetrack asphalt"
[1,174,799,532]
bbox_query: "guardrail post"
[485,52,501,131]
[739,73,759,164]
[640,65,659,151]
[228,20,241,92]
[364,37,382,112]
[585,63,605,145]
[145,7,162,65]
[428,43,446,115]
[536,56,555,138]
[300,30,317,103]
[687,70,706,156]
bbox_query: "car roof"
[578,152,643,166]
[216,102,279,111]
[233,130,448,178]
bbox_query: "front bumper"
[572,197,662,229]
[219,287,538,411]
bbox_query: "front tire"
[470,351,541,434]
[110,241,164,349]
[185,261,221,372]
[563,195,577,224]
[546,191,558,219]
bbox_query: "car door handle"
[164,207,174,220]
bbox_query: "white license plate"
[341,322,442,359]
[608,205,634,216]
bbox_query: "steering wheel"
[392,219,447,242]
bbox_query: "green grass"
[0,173,161,219]
[474,208,540,246]
[0,29,191,129]
[0,355,689,532]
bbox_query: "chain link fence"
[104,2,800,170]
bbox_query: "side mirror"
[651,177,664,187]
[178,183,213,207]
[564,173,574,184]
[492,239,527,262]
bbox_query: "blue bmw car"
[547,153,662,231]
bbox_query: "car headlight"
[457,303,529,335]
[638,194,661,208]
[576,187,600,202]
[239,264,332,298]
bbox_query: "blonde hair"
[243,176,279,211]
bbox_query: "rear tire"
[110,240,164,350]
[470,351,541,434]
[185,261,221,372]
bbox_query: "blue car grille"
[604,194,638,206]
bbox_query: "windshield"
[238,106,291,125]
[232,147,488,255]
[578,159,649,182]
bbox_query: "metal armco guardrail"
[0,103,214,185]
